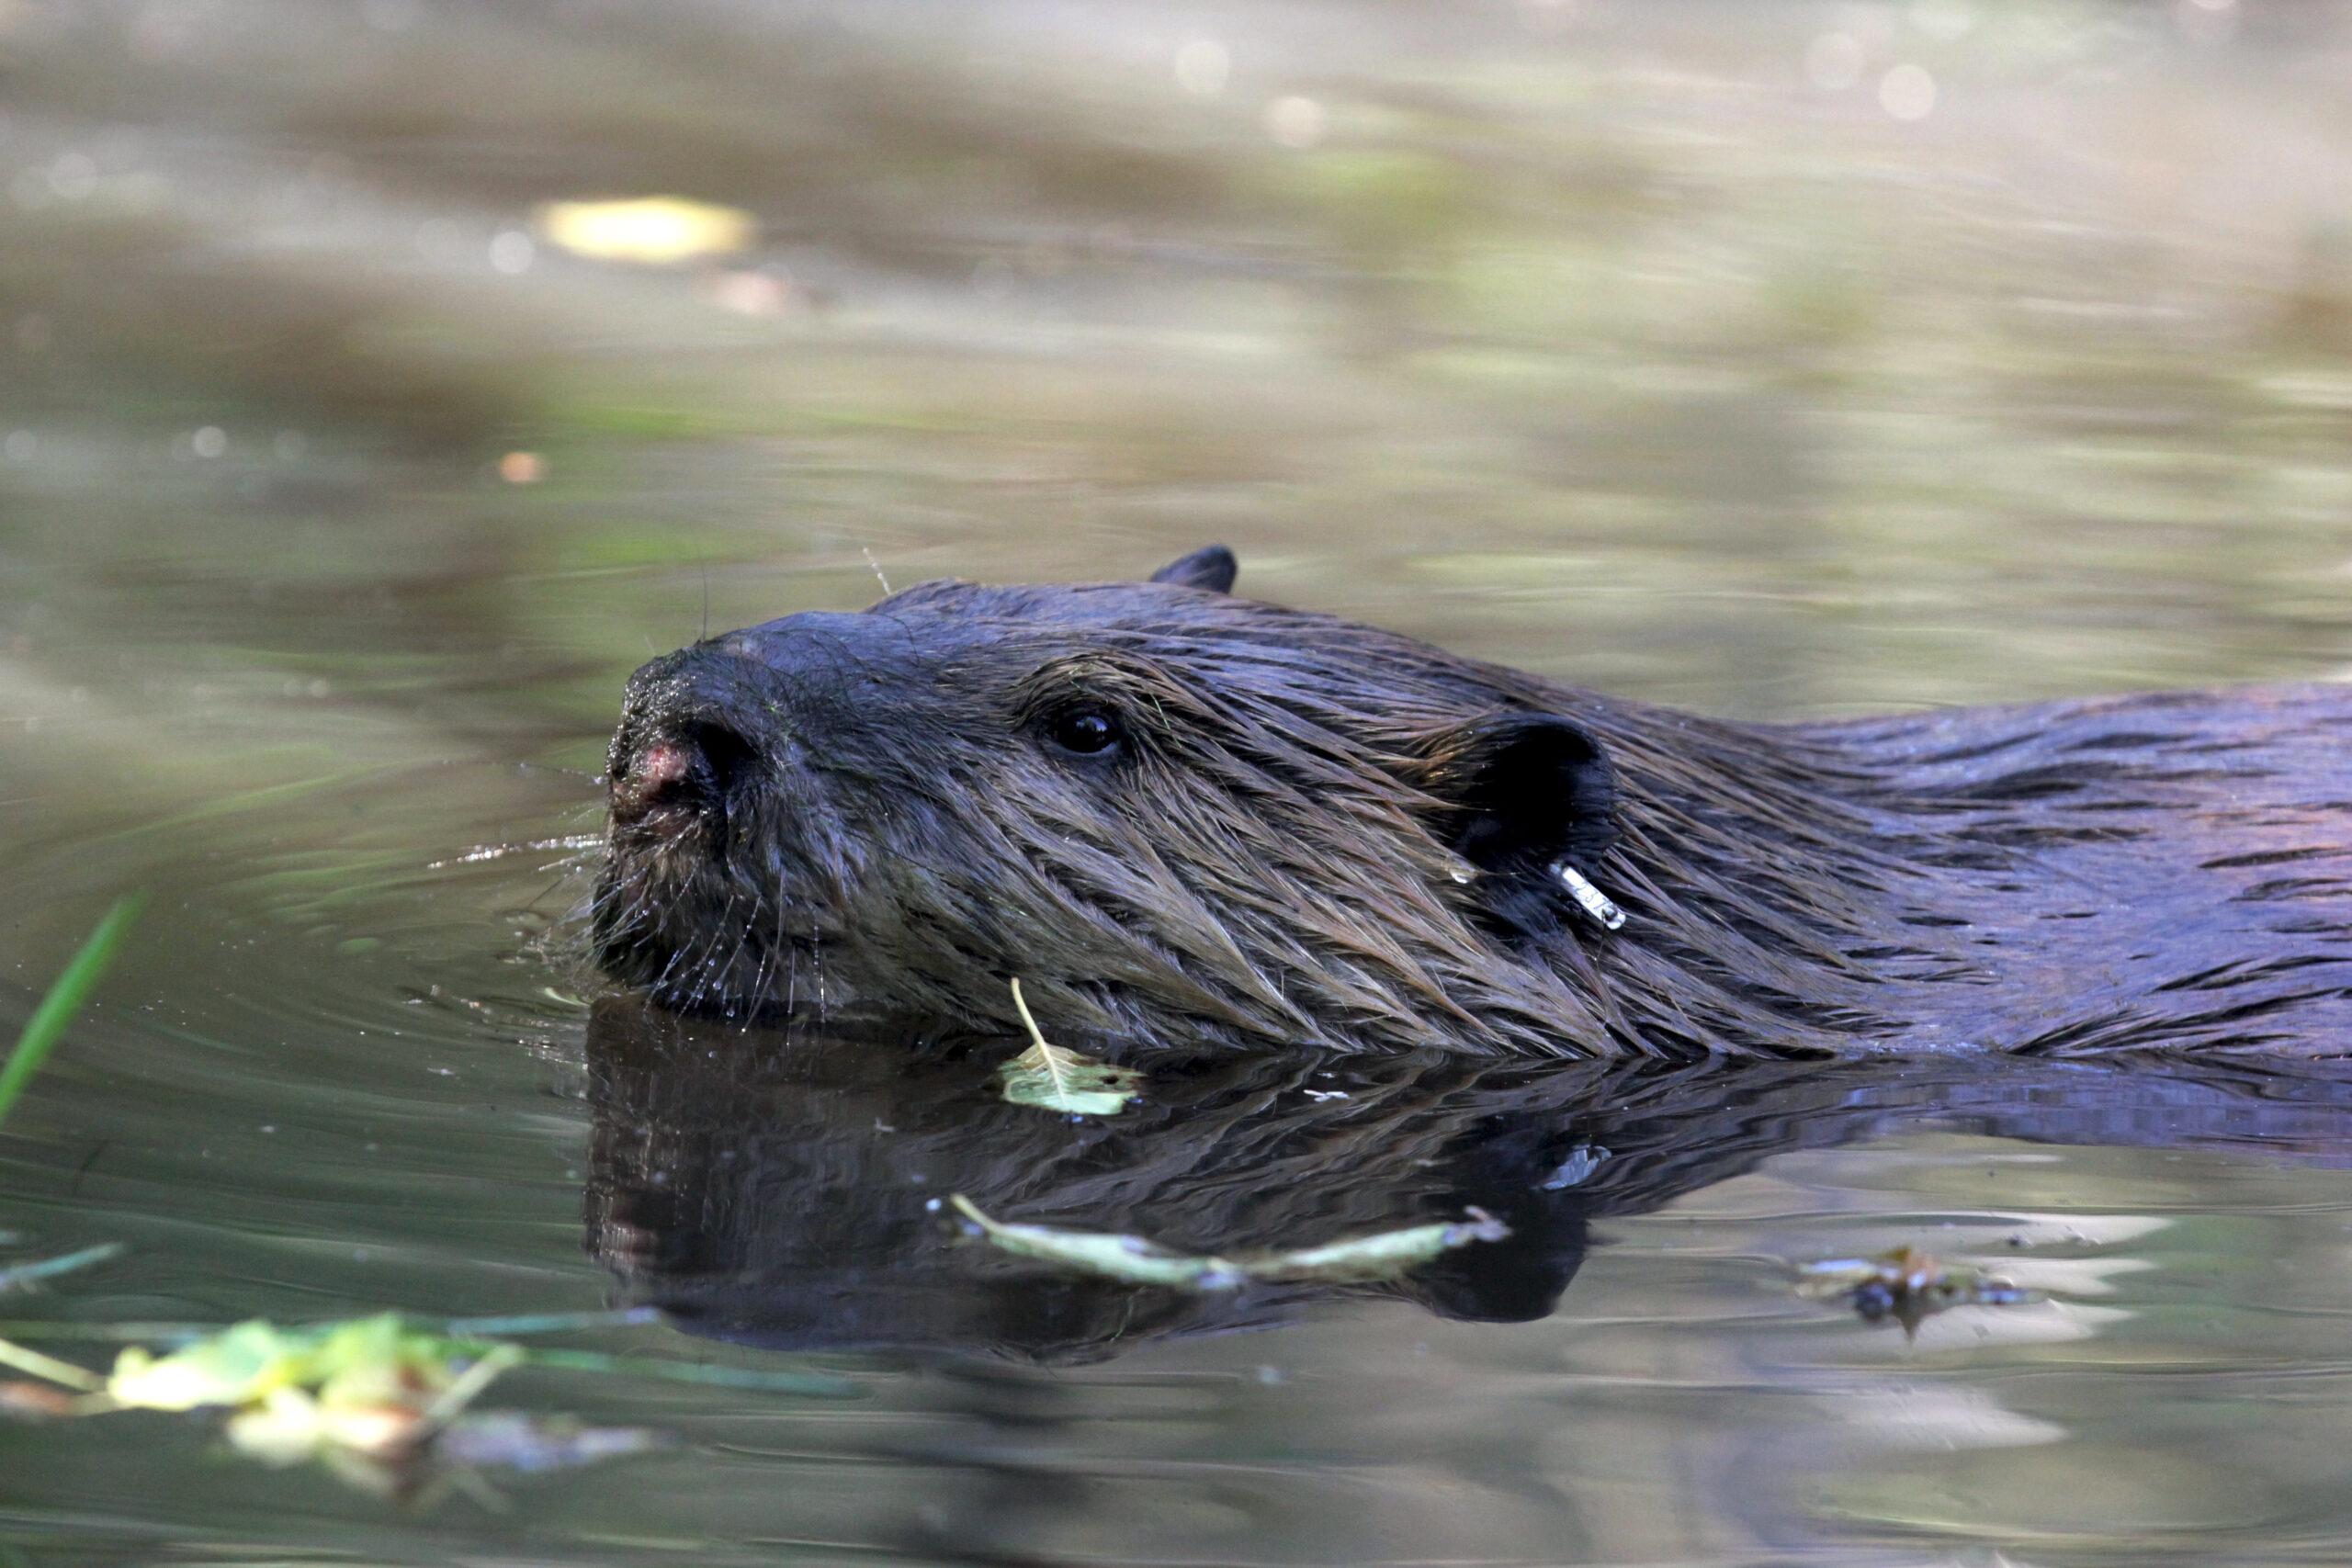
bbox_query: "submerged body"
[593,547,2352,1059]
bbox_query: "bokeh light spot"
[488,230,536,276]
[1265,96,1328,150]
[1879,62,1936,121]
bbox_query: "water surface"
[5,2,2352,1562]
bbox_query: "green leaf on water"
[0,1313,861,1398]
[995,978,1141,1117]
[98,1314,534,1463]
[6,1306,851,1484]
[105,1313,481,1416]
[948,1196,1509,1292]
[0,895,144,1129]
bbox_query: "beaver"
[592,546,2352,1059]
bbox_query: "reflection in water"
[583,998,2352,1363]
[10,0,2352,1558]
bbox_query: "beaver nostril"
[677,719,761,797]
[612,720,763,823]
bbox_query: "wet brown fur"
[592,554,2352,1059]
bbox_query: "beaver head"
[592,547,1929,1057]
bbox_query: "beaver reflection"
[583,998,2352,1362]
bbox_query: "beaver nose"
[610,717,762,825]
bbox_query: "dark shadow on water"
[582,998,2352,1364]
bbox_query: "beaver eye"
[1045,706,1123,759]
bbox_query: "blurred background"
[7,4,2352,1563]
[8,0,2352,752]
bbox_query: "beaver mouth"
[592,878,851,1018]
[594,784,855,1020]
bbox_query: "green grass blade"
[0,1243,124,1293]
[519,1348,863,1397]
[0,895,146,1128]
[439,1307,663,1337]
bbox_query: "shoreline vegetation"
[0,898,852,1490]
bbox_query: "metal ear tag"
[1550,861,1625,931]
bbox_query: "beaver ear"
[1414,713,1621,936]
[1148,545,1238,594]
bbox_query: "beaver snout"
[608,648,772,829]
[608,720,762,828]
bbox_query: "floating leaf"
[3,1307,842,1487]
[948,1196,1244,1289]
[997,1043,1139,1117]
[1798,1245,2035,1335]
[107,1318,306,1411]
[0,1313,857,1399]
[86,1314,559,1470]
[995,978,1141,1117]
[1242,1211,1510,1283]
[228,1385,430,1465]
[104,1313,518,1427]
[535,197,758,265]
[949,1196,1508,1292]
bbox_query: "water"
[6,1,2352,1562]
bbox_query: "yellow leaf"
[107,1320,300,1411]
[535,197,758,265]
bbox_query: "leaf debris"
[0,1312,689,1487]
[1798,1245,2035,1333]
[948,1195,1509,1291]
[995,978,1142,1116]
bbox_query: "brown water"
[6,1,2352,1562]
